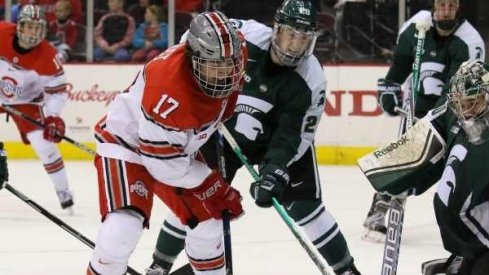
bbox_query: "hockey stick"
[218,123,331,275]
[168,264,194,275]
[4,183,141,275]
[216,131,234,274]
[380,21,429,275]
[1,104,96,156]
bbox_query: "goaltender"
[358,60,489,275]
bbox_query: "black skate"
[57,190,74,215]
[338,264,361,275]
[362,193,390,242]
[145,261,173,275]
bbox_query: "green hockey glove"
[250,164,289,208]
[0,142,8,189]
[377,78,402,116]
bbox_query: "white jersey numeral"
[152,94,179,119]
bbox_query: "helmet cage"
[17,5,47,49]
[191,55,244,98]
[432,0,461,32]
[448,61,489,144]
[271,23,317,67]
[187,11,244,98]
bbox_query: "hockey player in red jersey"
[0,4,74,212]
[86,11,247,275]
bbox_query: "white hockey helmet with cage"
[186,11,244,98]
[17,4,47,49]
[448,60,489,145]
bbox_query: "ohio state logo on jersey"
[0,76,23,98]
[130,180,149,199]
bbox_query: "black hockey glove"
[0,142,8,190]
[250,164,289,208]
[377,78,402,116]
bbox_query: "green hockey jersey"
[225,19,326,168]
[430,106,489,259]
[386,11,485,117]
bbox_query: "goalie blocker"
[357,117,446,196]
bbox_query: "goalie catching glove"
[43,116,65,143]
[357,117,446,196]
[250,164,289,208]
[377,78,402,115]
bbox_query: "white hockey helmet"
[448,60,489,144]
[17,4,47,49]
[186,11,244,99]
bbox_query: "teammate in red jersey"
[0,4,74,212]
[86,11,247,275]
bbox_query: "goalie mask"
[432,0,462,35]
[271,0,319,67]
[186,11,244,99]
[16,4,47,49]
[448,60,489,145]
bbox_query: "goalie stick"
[1,104,96,156]
[380,21,429,275]
[218,123,332,275]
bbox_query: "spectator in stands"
[8,0,21,22]
[94,0,135,62]
[47,0,78,62]
[127,0,150,25]
[131,4,167,63]
[0,0,4,20]
[19,0,82,23]
[163,0,202,14]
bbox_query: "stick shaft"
[1,104,96,156]
[5,184,141,275]
[218,123,331,275]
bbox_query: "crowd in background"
[0,0,488,64]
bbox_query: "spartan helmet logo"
[271,0,319,66]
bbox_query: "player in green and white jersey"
[360,60,489,275]
[364,0,485,241]
[145,1,361,275]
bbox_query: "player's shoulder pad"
[295,55,326,96]
[231,18,272,50]
[398,10,433,37]
[0,21,15,31]
[453,20,485,60]
[34,41,63,75]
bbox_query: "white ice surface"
[0,161,448,275]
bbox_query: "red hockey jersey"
[0,22,67,116]
[95,43,240,189]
